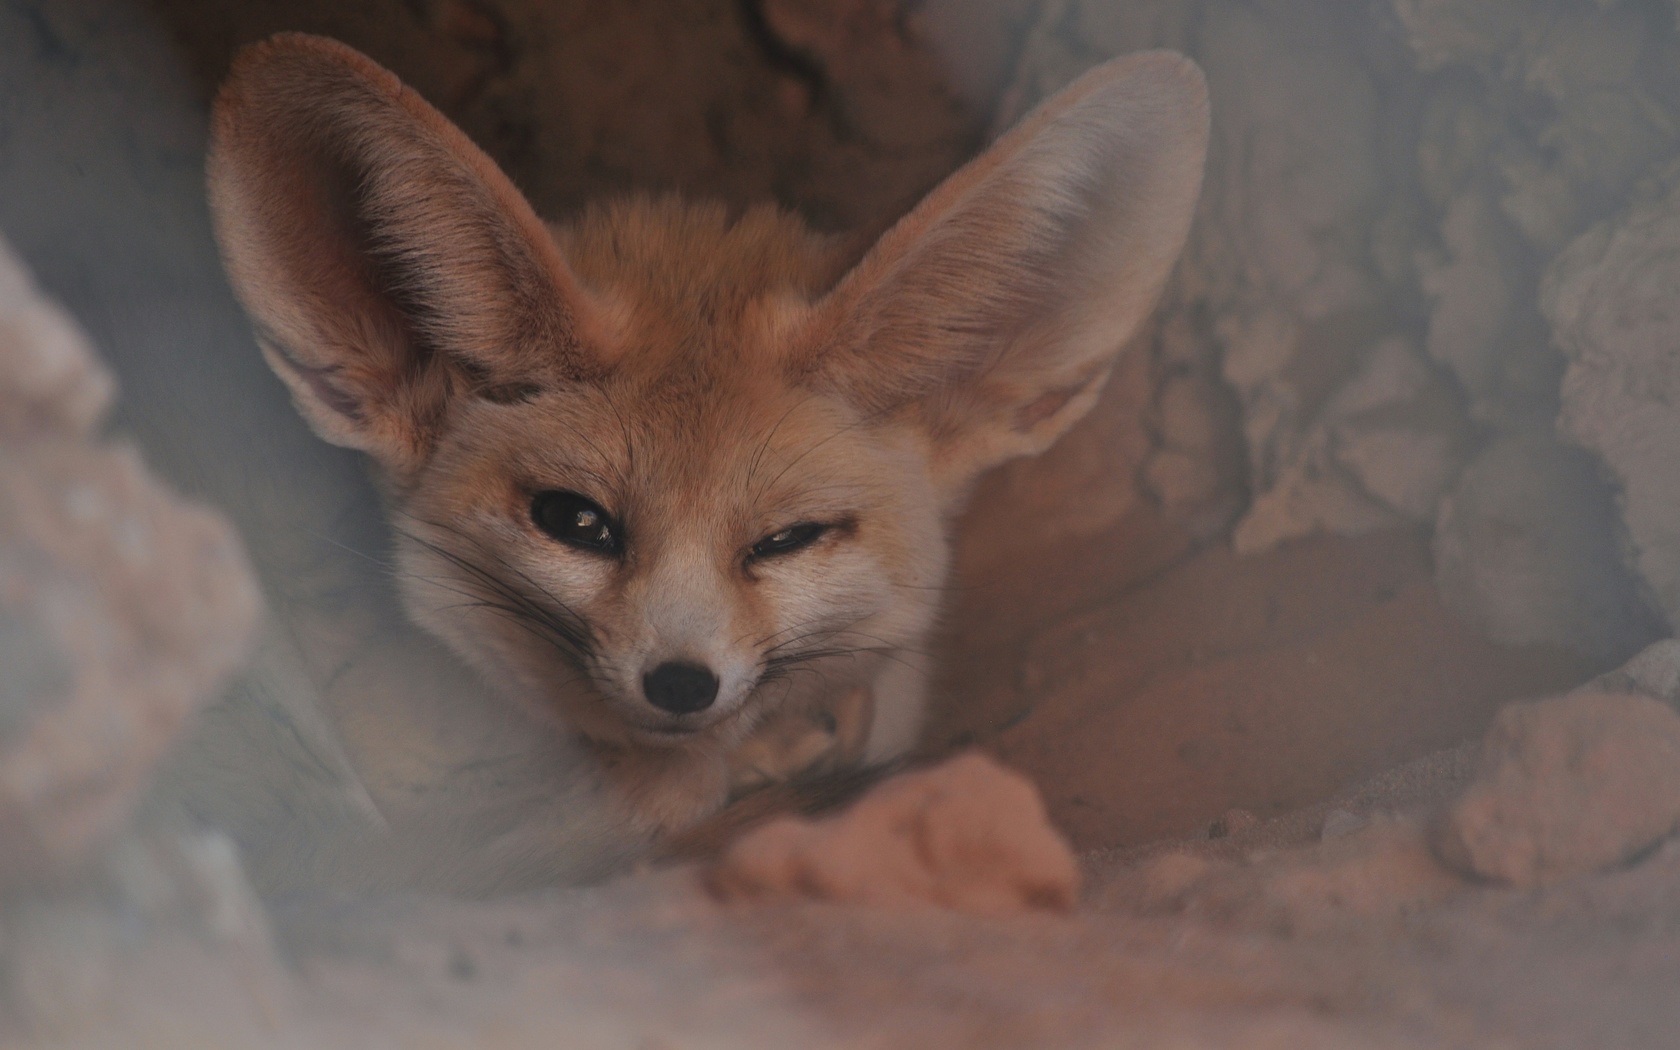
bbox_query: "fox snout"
[642,661,719,714]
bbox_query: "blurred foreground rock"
[0,235,280,1040]
[0,238,258,882]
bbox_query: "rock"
[1545,167,1680,633]
[1415,188,1551,421]
[1333,426,1462,522]
[1585,638,1680,706]
[707,752,1080,914]
[0,237,260,882]
[0,249,112,439]
[1320,809,1368,840]
[1392,0,1532,72]
[1436,690,1680,886]
[1195,0,1399,550]
[994,0,1430,556]
[1432,431,1658,660]
[1207,807,1260,839]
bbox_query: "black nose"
[641,661,720,714]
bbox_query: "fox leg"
[596,742,730,834]
[726,685,871,793]
[725,649,926,793]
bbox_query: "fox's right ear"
[207,34,600,477]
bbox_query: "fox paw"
[728,686,873,793]
[596,743,730,834]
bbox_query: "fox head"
[206,34,1207,797]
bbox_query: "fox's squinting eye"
[750,522,829,560]
[531,490,620,554]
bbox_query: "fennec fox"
[207,34,1208,832]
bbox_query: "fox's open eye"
[750,522,828,559]
[531,490,620,554]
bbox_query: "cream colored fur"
[206,34,1208,832]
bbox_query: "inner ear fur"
[795,51,1210,492]
[207,33,597,475]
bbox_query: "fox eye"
[750,522,828,559]
[531,490,620,554]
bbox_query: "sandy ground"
[25,734,1680,1049]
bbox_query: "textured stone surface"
[1437,690,1680,887]
[981,0,1678,669]
[1545,167,1680,634]
[1432,432,1659,659]
[1586,638,1680,707]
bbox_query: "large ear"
[794,51,1209,494]
[207,34,600,476]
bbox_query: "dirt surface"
[22,729,1680,1049]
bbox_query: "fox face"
[206,35,1208,830]
[392,202,947,755]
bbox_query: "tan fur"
[206,34,1209,832]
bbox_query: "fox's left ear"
[796,52,1209,495]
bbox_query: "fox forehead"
[407,196,909,530]
[556,195,846,374]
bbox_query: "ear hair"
[207,34,600,475]
[792,51,1210,494]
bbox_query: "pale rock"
[1584,638,1680,708]
[1192,0,1415,549]
[1518,7,1671,200]
[1333,427,1462,523]
[998,0,1441,555]
[1322,337,1434,419]
[1416,189,1537,416]
[1325,338,1469,522]
[1433,432,1656,660]
[0,242,113,440]
[1497,146,1588,255]
[1545,168,1680,632]
[1416,81,1505,210]
[1145,370,1229,510]
[1320,809,1368,840]
[1436,690,1680,886]
[1234,451,1404,553]
[0,237,260,882]
[1392,0,1531,71]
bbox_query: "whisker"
[390,520,597,667]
